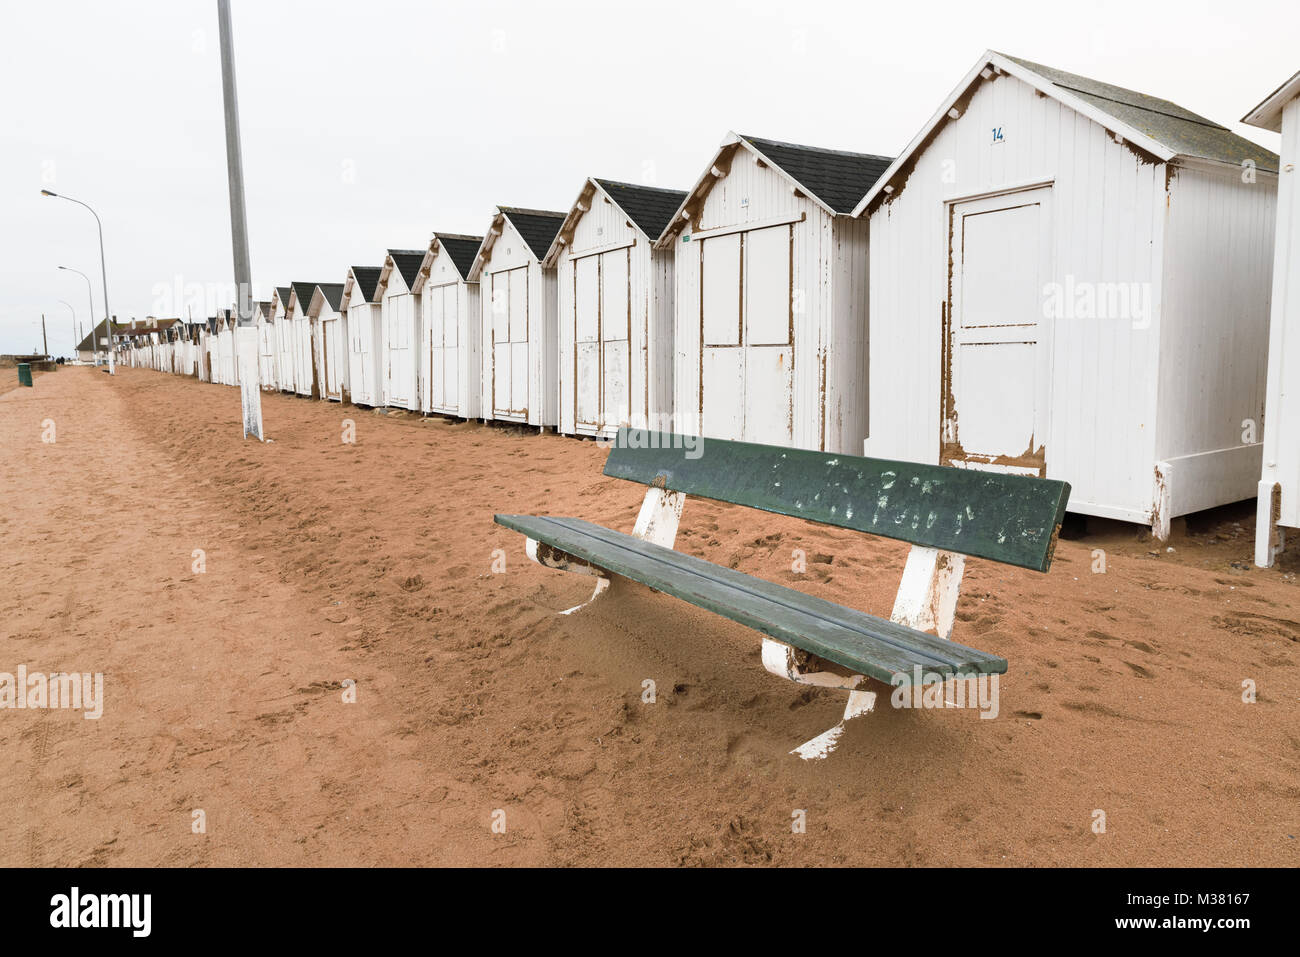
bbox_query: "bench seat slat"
[496,513,1007,685]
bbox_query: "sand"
[0,366,1295,866]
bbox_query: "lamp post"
[58,299,77,357]
[58,266,96,364]
[43,189,114,374]
[216,0,264,439]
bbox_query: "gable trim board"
[856,51,1278,538]
[469,207,566,427]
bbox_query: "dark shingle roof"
[740,135,894,213]
[387,249,425,289]
[275,286,292,309]
[500,208,566,260]
[349,266,382,302]
[291,281,320,312]
[316,283,344,312]
[1002,54,1279,171]
[437,234,484,281]
[594,180,689,239]
[256,300,272,319]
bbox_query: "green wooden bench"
[496,429,1070,758]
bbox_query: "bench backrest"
[603,429,1071,572]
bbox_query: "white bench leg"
[525,487,687,616]
[525,537,611,615]
[776,545,966,760]
[762,638,877,760]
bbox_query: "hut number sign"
[991,126,1005,144]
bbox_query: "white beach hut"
[1244,70,1300,565]
[467,207,566,427]
[342,265,383,407]
[854,51,1279,538]
[376,250,426,411]
[273,286,295,394]
[657,133,891,453]
[414,233,484,419]
[255,300,278,391]
[544,179,687,438]
[308,283,347,403]
[289,282,321,398]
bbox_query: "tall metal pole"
[217,0,264,440]
[42,191,113,374]
[41,314,48,358]
[58,266,96,364]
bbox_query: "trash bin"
[17,363,33,387]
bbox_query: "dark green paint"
[603,429,1070,572]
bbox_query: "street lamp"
[58,299,77,358]
[58,266,96,364]
[42,189,115,374]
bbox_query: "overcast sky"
[0,0,1291,356]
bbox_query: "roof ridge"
[594,178,689,195]
[499,206,566,218]
[741,134,894,163]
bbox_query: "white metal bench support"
[773,544,967,760]
[526,486,687,615]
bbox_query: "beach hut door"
[428,283,459,412]
[491,267,529,418]
[385,294,413,405]
[944,188,1052,475]
[700,225,794,445]
[573,248,630,435]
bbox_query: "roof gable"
[739,136,893,213]
[657,132,893,244]
[545,179,689,265]
[417,233,484,285]
[469,207,566,279]
[1242,69,1300,133]
[855,50,1280,216]
[311,283,345,315]
[348,266,383,303]
[594,180,689,238]
[290,281,318,313]
[501,208,565,260]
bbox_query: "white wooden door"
[386,294,412,406]
[296,316,313,395]
[322,317,342,400]
[427,283,459,413]
[491,267,529,419]
[277,319,294,391]
[258,323,276,390]
[574,254,601,431]
[699,225,793,445]
[348,306,369,403]
[600,247,630,433]
[946,188,1052,473]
